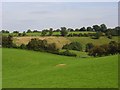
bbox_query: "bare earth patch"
[55,64,66,67]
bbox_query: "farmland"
[2,48,118,88]
[12,36,119,50]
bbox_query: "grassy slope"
[67,36,118,49]
[3,48,118,88]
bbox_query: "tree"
[88,45,106,57]
[2,35,14,48]
[100,24,107,32]
[100,44,110,56]
[87,27,93,31]
[60,27,68,36]
[13,31,19,33]
[49,28,53,36]
[27,38,58,53]
[27,29,32,33]
[41,30,47,36]
[22,31,26,36]
[93,25,101,32]
[75,28,79,32]
[68,28,74,32]
[2,30,9,33]
[79,27,86,31]
[62,42,82,51]
[108,41,118,55]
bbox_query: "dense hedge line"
[87,41,120,57]
[2,35,77,57]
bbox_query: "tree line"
[2,24,120,37]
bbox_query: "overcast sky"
[2,2,118,32]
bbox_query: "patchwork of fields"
[2,48,118,88]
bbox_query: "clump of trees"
[1,30,9,33]
[62,42,82,51]
[88,41,120,57]
[27,38,58,53]
[2,35,17,48]
[26,39,77,57]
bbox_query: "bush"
[59,50,77,57]
[20,44,27,49]
[88,41,119,57]
[62,42,82,51]
[108,41,118,55]
[100,44,110,56]
[2,35,14,48]
[92,32,100,39]
[85,43,94,52]
[26,38,58,52]
[88,45,106,57]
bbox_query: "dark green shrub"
[59,50,77,57]
[85,43,94,52]
[26,38,58,52]
[108,41,118,55]
[20,44,27,49]
[92,32,100,39]
[88,45,105,57]
[2,35,14,48]
[62,42,82,51]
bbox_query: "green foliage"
[92,32,101,39]
[2,35,14,48]
[13,31,19,33]
[62,42,82,51]
[87,27,93,31]
[79,27,86,31]
[27,29,32,33]
[49,28,53,36]
[88,45,106,57]
[2,30,9,33]
[27,38,58,53]
[85,43,94,52]
[60,27,68,36]
[93,25,101,32]
[20,44,27,49]
[88,41,119,57]
[108,41,118,55]
[100,24,107,32]
[59,49,77,57]
[41,30,48,36]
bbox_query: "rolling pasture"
[2,48,118,88]
[13,36,118,50]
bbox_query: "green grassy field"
[2,31,95,36]
[2,48,118,88]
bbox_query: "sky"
[2,2,118,32]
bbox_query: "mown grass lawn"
[2,48,118,88]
